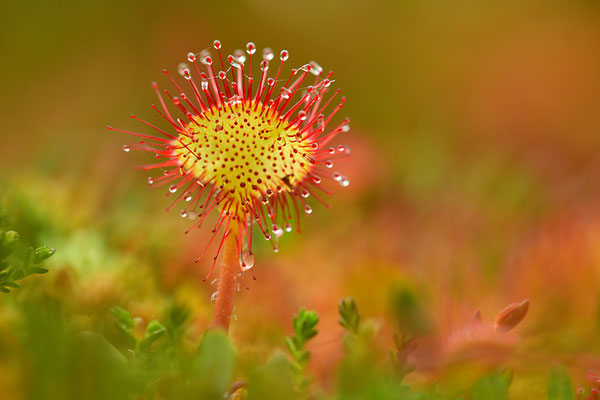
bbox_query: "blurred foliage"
[0,229,55,293]
[285,308,319,392]
[470,373,510,400]
[0,168,594,399]
[110,306,166,353]
[339,297,360,335]
[389,285,432,338]
[547,366,574,400]
[286,308,319,369]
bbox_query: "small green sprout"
[110,306,166,355]
[338,297,360,335]
[0,229,55,293]
[285,308,319,391]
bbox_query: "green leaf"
[296,350,310,366]
[167,303,190,329]
[548,366,574,400]
[338,297,360,334]
[285,337,298,355]
[286,309,318,369]
[138,320,166,353]
[248,352,298,400]
[192,330,237,399]
[0,230,19,260]
[0,230,54,294]
[77,331,128,365]
[4,280,20,289]
[145,319,166,337]
[471,373,510,400]
[0,261,9,272]
[389,286,432,336]
[111,306,134,331]
[110,306,136,348]
[164,303,190,344]
[33,245,56,264]
[293,309,319,343]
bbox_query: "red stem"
[210,228,238,332]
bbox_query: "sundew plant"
[111,40,350,332]
[2,1,600,399]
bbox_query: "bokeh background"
[1,0,600,398]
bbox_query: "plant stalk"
[210,229,238,332]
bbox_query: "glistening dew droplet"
[272,224,284,237]
[239,250,255,271]
[262,47,274,61]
